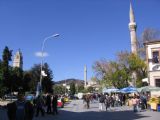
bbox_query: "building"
[86,80,100,91]
[13,49,23,69]
[144,41,160,87]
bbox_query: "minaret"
[13,49,23,69]
[84,65,87,87]
[129,1,138,55]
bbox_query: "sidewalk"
[1,100,160,120]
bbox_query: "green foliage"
[81,88,88,93]
[42,63,54,93]
[0,85,7,98]
[23,71,33,91]
[29,63,54,93]
[10,67,24,91]
[76,84,84,93]
[87,86,94,93]
[93,52,147,89]
[0,60,2,82]
[70,82,76,95]
[0,46,55,94]
[2,46,12,90]
[53,85,65,94]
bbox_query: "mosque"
[84,1,160,89]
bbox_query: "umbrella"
[120,86,137,93]
[137,86,160,93]
[102,88,119,93]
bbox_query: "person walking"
[132,95,140,112]
[104,94,110,111]
[35,95,45,117]
[46,93,52,114]
[99,94,105,111]
[7,101,17,120]
[7,92,26,120]
[85,95,90,109]
[25,98,34,120]
[52,95,58,115]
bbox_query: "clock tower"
[13,49,23,69]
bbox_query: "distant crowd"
[82,93,148,112]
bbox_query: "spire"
[84,65,87,87]
[130,1,135,23]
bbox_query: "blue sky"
[0,0,160,81]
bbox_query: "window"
[155,79,160,87]
[152,51,159,63]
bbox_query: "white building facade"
[144,41,160,87]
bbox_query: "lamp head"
[52,33,60,37]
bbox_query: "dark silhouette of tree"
[70,82,76,95]
[23,71,33,92]
[42,63,54,93]
[0,60,6,97]
[0,60,2,84]
[30,63,54,93]
[2,46,12,92]
[9,67,23,92]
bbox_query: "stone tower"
[13,49,23,69]
[84,65,87,87]
[129,1,138,55]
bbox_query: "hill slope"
[55,78,84,86]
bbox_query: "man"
[52,95,58,115]
[25,97,34,120]
[85,95,90,109]
[35,95,45,117]
[7,101,16,120]
[99,94,105,111]
[7,92,26,120]
[46,93,52,114]
[104,94,110,111]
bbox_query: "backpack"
[25,101,34,119]
[15,101,26,120]
[99,96,104,103]
[7,102,17,120]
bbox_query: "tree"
[2,46,12,92]
[138,28,160,58]
[0,60,7,98]
[70,82,76,95]
[42,63,54,93]
[128,53,147,87]
[76,84,84,93]
[23,71,33,92]
[53,85,65,94]
[93,52,147,88]
[87,86,94,93]
[142,28,160,42]
[30,63,54,93]
[0,60,2,84]
[10,67,23,92]
[30,64,41,92]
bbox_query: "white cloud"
[35,52,49,57]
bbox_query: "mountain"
[55,78,84,86]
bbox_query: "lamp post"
[39,33,59,95]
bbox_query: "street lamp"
[39,33,59,95]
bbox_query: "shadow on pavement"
[56,110,150,120]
